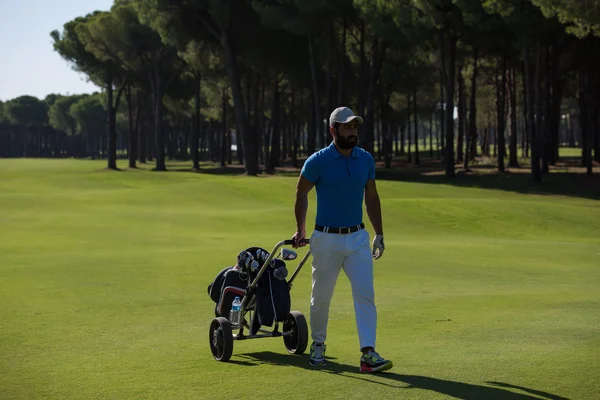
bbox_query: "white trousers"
[309,228,376,351]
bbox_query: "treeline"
[1,0,599,180]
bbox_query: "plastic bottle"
[230,296,242,326]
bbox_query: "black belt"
[315,223,365,234]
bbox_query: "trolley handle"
[283,239,310,246]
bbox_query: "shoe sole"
[360,360,393,373]
[309,360,327,367]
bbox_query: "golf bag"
[207,247,291,332]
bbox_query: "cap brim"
[339,116,363,124]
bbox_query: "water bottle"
[230,296,242,327]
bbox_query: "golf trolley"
[208,238,311,362]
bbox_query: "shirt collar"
[330,142,358,159]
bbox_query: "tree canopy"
[1,0,599,178]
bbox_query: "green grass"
[1,158,599,400]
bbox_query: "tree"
[4,96,49,127]
[0,101,6,123]
[253,0,356,154]
[532,0,600,38]
[70,94,108,159]
[483,0,548,181]
[51,13,127,170]
[94,2,188,171]
[4,96,49,157]
[147,0,261,175]
[48,95,86,136]
[411,0,465,177]
[138,0,221,170]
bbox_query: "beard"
[336,134,358,149]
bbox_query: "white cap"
[329,106,364,127]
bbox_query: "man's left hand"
[372,235,385,259]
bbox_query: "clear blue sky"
[0,0,114,102]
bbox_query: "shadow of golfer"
[235,351,570,400]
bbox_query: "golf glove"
[372,235,385,260]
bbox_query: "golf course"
[1,158,599,400]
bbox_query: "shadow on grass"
[487,381,570,400]
[234,351,569,400]
[166,164,254,176]
[373,168,600,201]
[140,158,600,200]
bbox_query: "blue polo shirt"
[301,143,376,228]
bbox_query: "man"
[291,106,392,373]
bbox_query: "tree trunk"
[442,29,456,177]
[595,98,600,163]
[106,75,117,170]
[580,69,593,175]
[394,124,399,156]
[377,99,383,160]
[542,45,552,174]
[290,85,298,168]
[400,120,405,156]
[326,29,333,132]
[439,36,446,161]
[465,45,479,170]
[587,70,594,175]
[551,71,564,165]
[281,103,288,163]
[308,33,322,152]
[509,66,519,168]
[139,115,146,163]
[495,51,507,173]
[435,108,441,159]
[406,93,412,163]
[526,42,542,182]
[270,77,281,170]
[339,17,349,105]
[457,63,465,164]
[153,70,166,171]
[358,18,366,119]
[223,26,258,175]
[429,112,434,158]
[381,88,392,169]
[413,85,420,165]
[127,84,137,169]
[385,117,393,169]
[260,76,267,167]
[192,72,201,170]
[220,87,228,168]
[362,39,387,156]
[522,59,530,158]
[594,71,600,162]
[535,43,545,177]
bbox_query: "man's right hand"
[292,228,307,248]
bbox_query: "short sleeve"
[301,153,320,183]
[367,153,375,180]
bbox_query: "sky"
[0,0,114,102]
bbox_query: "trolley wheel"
[209,317,233,361]
[283,311,308,355]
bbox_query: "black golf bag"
[207,247,291,334]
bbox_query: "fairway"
[1,159,599,400]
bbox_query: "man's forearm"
[295,194,308,231]
[366,196,383,235]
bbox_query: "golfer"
[291,106,392,373]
